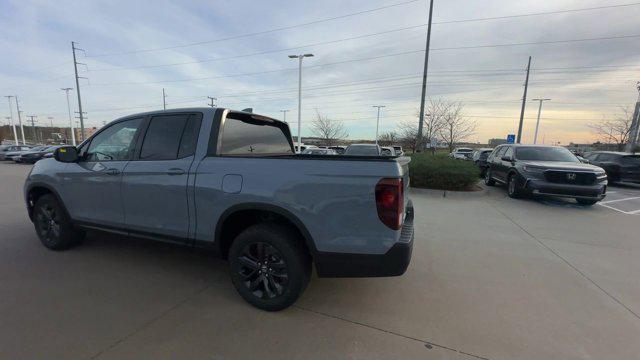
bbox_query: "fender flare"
[25,182,71,222]
[214,202,318,256]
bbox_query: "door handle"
[167,168,185,175]
[105,168,121,176]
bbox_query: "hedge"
[408,153,479,191]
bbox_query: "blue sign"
[507,134,516,144]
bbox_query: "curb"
[410,182,488,198]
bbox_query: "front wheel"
[507,174,521,198]
[228,223,311,311]
[576,199,598,206]
[484,168,495,186]
[33,194,85,250]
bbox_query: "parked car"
[582,151,640,184]
[301,148,337,155]
[0,145,32,160]
[328,146,346,154]
[393,146,404,156]
[24,108,413,311]
[344,144,381,156]
[484,144,608,205]
[6,145,47,162]
[471,148,494,177]
[450,147,474,160]
[381,146,396,156]
[18,145,62,164]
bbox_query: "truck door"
[121,113,202,240]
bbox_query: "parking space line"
[598,202,640,215]
[599,196,640,205]
[630,209,640,214]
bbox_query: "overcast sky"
[1,0,639,144]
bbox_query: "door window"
[503,147,514,160]
[86,118,142,161]
[139,114,198,160]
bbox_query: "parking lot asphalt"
[1,162,639,359]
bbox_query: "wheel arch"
[26,182,69,222]
[214,203,317,260]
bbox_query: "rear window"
[219,115,293,155]
[140,114,198,160]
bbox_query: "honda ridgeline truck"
[24,108,414,311]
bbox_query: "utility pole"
[280,109,290,124]
[373,105,386,145]
[4,95,18,145]
[48,116,54,127]
[416,0,435,152]
[61,88,76,146]
[207,96,217,108]
[72,41,87,141]
[27,115,37,143]
[288,54,314,152]
[516,56,532,144]
[532,98,551,144]
[14,96,26,144]
[624,82,640,153]
[162,88,167,110]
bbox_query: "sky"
[1,0,639,144]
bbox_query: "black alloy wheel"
[236,242,289,299]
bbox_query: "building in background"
[488,138,508,147]
[74,127,99,142]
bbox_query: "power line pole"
[625,82,640,153]
[532,98,551,144]
[280,109,290,124]
[207,96,217,107]
[61,88,76,146]
[72,41,87,141]
[162,88,167,110]
[4,95,18,145]
[27,115,37,143]
[14,95,26,144]
[373,105,386,145]
[516,56,532,144]
[416,0,435,152]
[288,53,314,152]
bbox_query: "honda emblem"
[566,173,576,181]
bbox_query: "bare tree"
[437,101,476,152]
[377,131,398,146]
[310,110,348,146]
[588,107,634,151]
[415,99,448,151]
[397,121,419,153]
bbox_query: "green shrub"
[408,153,479,191]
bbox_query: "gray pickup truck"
[24,108,414,310]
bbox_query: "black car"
[471,148,494,177]
[582,151,640,184]
[18,145,61,164]
[484,145,608,205]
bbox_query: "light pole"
[532,98,551,144]
[280,109,290,124]
[373,105,386,145]
[288,53,313,152]
[207,96,217,108]
[61,88,76,146]
[4,95,18,145]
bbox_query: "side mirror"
[578,157,590,164]
[54,146,79,163]
[501,155,513,162]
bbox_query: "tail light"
[375,178,404,230]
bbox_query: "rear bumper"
[314,204,414,278]
[525,178,607,200]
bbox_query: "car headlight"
[522,165,545,174]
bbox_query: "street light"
[373,105,386,145]
[61,88,76,146]
[288,53,313,152]
[531,98,551,144]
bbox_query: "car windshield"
[515,147,579,162]
[345,145,379,155]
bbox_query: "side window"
[140,114,190,160]
[86,118,142,162]
[597,154,612,162]
[219,116,293,155]
[504,147,514,159]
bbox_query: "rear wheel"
[576,199,598,206]
[484,168,495,186]
[228,223,311,311]
[33,194,85,250]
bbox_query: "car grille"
[544,171,596,185]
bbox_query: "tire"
[576,199,598,206]
[507,173,521,198]
[228,223,311,311]
[484,168,495,186]
[33,194,85,250]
